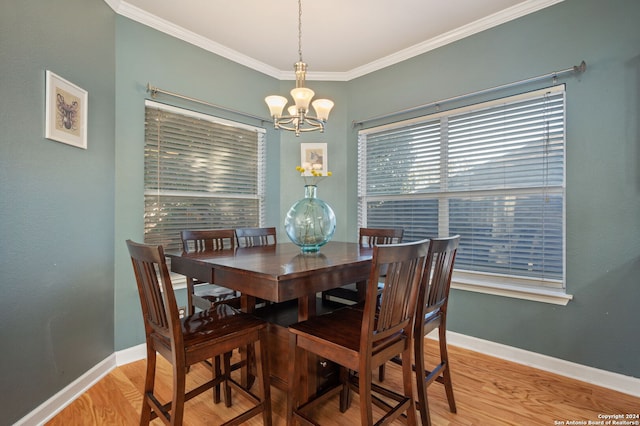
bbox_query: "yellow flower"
[296,164,332,185]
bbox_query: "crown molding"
[344,0,565,80]
[106,0,564,82]
[105,0,283,79]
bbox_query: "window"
[144,100,266,252]
[358,86,570,303]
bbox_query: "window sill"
[169,272,187,290]
[452,272,573,306]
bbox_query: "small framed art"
[300,143,327,175]
[45,70,88,149]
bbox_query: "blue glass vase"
[285,185,336,253]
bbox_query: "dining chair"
[390,235,460,425]
[235,227,277,309]
[235,226,277,248]
[126,239,272,426]
[180,229,238,316]
[287,239,430,426]
[321,227,404,305]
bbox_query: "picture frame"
[45,70,88,149]
[300,143,328,175]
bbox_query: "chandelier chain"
[298,0,303,62]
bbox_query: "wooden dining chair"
[126,239,272,426]
[236,227,277,309]
[321,227,404,305]
[390,235,460,425]
[287,239,430,426]
[180,229,238,316]
[235,226,277,248]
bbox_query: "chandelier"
[264,0,334,136]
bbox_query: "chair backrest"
[180,229,236,252]
[126,240,182,349]
[417,236,459,331]
[361,239,430,354]
[236,227,277,247]
[359,227,404,247]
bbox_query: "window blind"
[358,86,565,288]
[144,100,266,252]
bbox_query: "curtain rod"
[146,83,270,124]
[353,60,586,127]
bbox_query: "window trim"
[358,86,572,304]
[452,270,572,305]
[144,100,266,253]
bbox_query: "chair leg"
[439,326,456,413]
[256,329,273,426]
[140,347,156,425]
[401,345,418,426]
[414,334,431,426]
[223,352,233,408]
[213,355,222,404]
[378,364,385,381]
[171,361,187,426]
[339,366,351,412]
[287,333,298,426]
[358,363,374,425]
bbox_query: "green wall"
[0,0,115,423]
[347,0,640,376]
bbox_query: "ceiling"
[105,0,562,81]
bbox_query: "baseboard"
[432,330,640,398]
[115,343,147,366]
[14,355,117,426]
[17,333,640,424]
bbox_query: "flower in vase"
[296,163,332,186]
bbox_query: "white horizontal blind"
[144,101,266,252]
[358,86,565,286]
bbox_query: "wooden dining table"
[167,241,373,397]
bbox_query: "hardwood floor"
[47,341,639,425]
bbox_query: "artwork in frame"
[300,143,328,175]
[45,70,88,149]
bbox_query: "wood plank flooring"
[47,341,640,425]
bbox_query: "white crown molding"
[345,0,565,80]
[106,0,564,82]
[105,0,283,79]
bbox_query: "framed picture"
[45,70,88,149]
[300,143,327,175]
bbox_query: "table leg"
[356,280,367,302]
[297,294,318,402]
[240,294,257,388]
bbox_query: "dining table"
[166,241,373,398]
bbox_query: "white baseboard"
[115,343,147,366]
[432,330,640,398]
[14,346,148,426]
[14,355,117,426]
[17,333,640,424]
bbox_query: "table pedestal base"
[253,298,343,394]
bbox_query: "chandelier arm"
[275,114,326,125]
[276,122,325,133]
[273,112,326,136]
